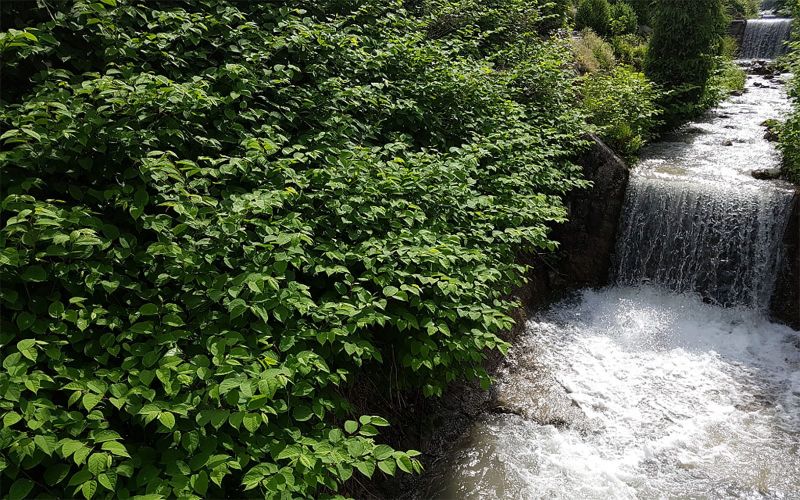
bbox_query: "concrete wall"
[513,135,630,313]
[730,20,747,53]
[772,193,800,329]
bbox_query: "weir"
[740,18,792,59]
[614,177,792,310]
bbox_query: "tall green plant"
[575,0,612,36]
[645,0,727,123]
[610,2,638,35]
[580,65,662,157]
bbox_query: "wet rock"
[748,60,777,76]
[728,20,746,47]
[751,168,782,180]
[684,125,708,135]
[723,139,734,146]
[761,119,781,142]
[490,340,588,432]
[765,129,779,142]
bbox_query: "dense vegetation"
[0,0,589,498]
[0,0,755,498]
[779,0,800,182]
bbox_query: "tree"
[575,0,612,36]
[610,2,638,35]
[645,0,726,123]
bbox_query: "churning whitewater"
[429,287,800,498]
[420,46,800,500]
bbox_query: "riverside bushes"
[779,1,800,183]
[580,66,662,158]
[573,29,617,74]
[609,2,638,36]
[0,0,587,498]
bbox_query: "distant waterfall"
[614,177,794,310]
[740,18,793,59]
[760,0,779,13]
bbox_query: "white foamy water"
[427,287,800,499]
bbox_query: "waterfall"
[760,0,778,13]
[740,18,793,59]
[614,177,794,310]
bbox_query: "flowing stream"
[419,37,800,500]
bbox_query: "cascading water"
[418,74,800,498]
[614,178,791,310]
[740,18,792,59]
[761,0,778,11]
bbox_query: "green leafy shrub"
[625,0,652,26]
[580,65,663,157]
[575,0,612,36]
[421,0,572,54]
[780,111,800,183]
[702,37,747,106]
[611,34,649,70]
[610,2,639,35]
[573,28,617,74]
[645,0,727,125]
[0,0,586,498]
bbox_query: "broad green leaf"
[97,471,117,491]
[192,471,209,495]
[15,312,35,332]
[3,411,22,427]
[243,413,261,433]
[21,265,47,282]
[378,459,396,476]
[101,441,130,458]
[92,430,121,443]
[48,301,65,318]
[60,439,83,458]
[8,478,33,500]
[82,393,103,411]
[292,405,312,422]
[139,303,158,316]
[158,412,176,429]
[34,434,57,455]
[45,463,71,485]
[355,461,375,478]
[87,453,109,476]
[81,479,97,500]
[396,455,414,474]
[373,444,393,461]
